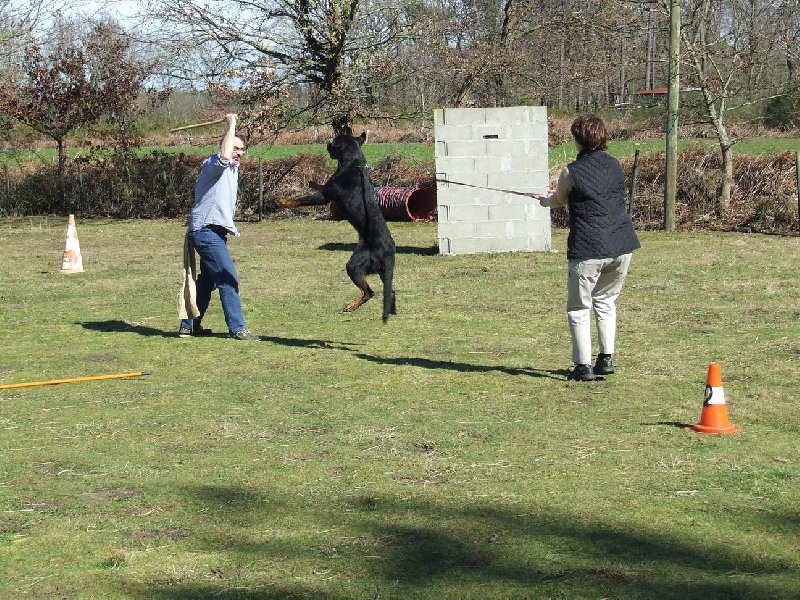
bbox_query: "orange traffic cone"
[59,214,84,274]
[688,363,742,434]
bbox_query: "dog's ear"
[357,131,367,146]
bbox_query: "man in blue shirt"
[179,113,259,341]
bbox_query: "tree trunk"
[720,145,734,215]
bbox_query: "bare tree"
[679,0,787,212]
[144,0,410,133]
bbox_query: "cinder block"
[445,204,491,222]
[446,236,494,255]
[487,171,539,193]
[443,140,491,157]
[436,171,488,188]
[435,124,486,142]
[499,153,549,173]
[488,202,540,221]
[438,107,487,126]
[438,219,476,239]
[484,106,546,124]
[474,220,516,238]
[474,124,515,140]
[510,123,549,142]
[436,157,477,174]
[483,139,527,156]
[474,156,506,173]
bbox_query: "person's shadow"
[78,320,173,337]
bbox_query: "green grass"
[1,218,799,599]
[4,136,797,172]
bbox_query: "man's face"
[232,137,246,165]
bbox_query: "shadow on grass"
[120,485,795,599]
[76,322,571,381]
[78,319,173,337]
[261,335,358,351]
[319,241,440,255]
[354,352,569,380]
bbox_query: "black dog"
[279,132,397,321]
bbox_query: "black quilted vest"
[566,150,640,260]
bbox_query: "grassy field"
[170,137,800,167]
[3,136,797,171]
[1,218,798,599]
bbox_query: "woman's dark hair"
[570,114,608,151]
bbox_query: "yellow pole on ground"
[0,371,151,390]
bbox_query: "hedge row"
[1,148,797,235]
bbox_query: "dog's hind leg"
[343,251,374,312]
[379,255,396,322]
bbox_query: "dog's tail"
[381,256,396,323]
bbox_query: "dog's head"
[327,131,367,163]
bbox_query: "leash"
[434,178,541,198]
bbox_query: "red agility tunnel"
[329,184,437,222]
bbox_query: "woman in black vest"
[538,114,640,381]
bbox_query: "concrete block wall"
[434,106,551,255]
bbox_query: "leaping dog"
[278,132,397,322]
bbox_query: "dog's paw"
[276,198,300,208]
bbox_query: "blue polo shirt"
[188,154,240,236]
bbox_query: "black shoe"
[594,354,615,375]
[567,364,596,381]
[230,329,260,341]
[178,325,213,338]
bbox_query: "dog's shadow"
[318,242,439,256]
[261,336,357,351]
[354,352,568,380]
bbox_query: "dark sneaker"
[567,364,596,381]
[178,325,213,338]
[594,354,615,375]
[230,329,260,341]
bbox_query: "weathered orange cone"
[688,363,742,434]
[59,214,84,274]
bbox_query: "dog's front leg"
[276,190,327,208]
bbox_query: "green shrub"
[764,86,800,130]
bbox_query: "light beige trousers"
[566,253,633,365]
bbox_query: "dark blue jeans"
[180,226,246,334]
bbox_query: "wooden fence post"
[3,164,9,211]
[796,151,799,233]
[258,157,264,222]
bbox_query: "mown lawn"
[0,218,798,599]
